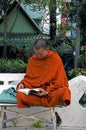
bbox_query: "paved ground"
[0,106,54,130]
[0,107,86,130]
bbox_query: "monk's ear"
[47,48,49,51]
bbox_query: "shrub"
[0,58,27,73]
[68,68,86,79]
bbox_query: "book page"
[17,88,41,95]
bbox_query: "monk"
[16,39,71,108]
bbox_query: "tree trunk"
[3,0,8,58]
[74,1,80,70]
[49,0,56,41]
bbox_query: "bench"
[0,73,62,130]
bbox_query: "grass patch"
[30,120,44,128]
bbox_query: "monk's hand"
[17,83,24,90]
[38,88,48,96]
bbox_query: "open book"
[17,88,41,96]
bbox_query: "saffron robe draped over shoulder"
[16,51,71,108]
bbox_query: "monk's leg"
[16,92,42,108]
[16,87,70,108]
[47,87,71,106]
[41,87,70,107]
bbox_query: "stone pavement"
[0,106,86,130]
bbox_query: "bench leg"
[51,107,57,130]
[0,106,7,129]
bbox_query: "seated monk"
[16,39,71,108]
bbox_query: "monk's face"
[34,48,49,59]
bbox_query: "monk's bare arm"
[38,88,48,96]
[16,83,24,90]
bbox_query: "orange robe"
[16,51,71,108]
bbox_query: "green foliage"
[30,120,44,128]
[78,54,86,69]
[0,58,27,73]
[55,44,73,56]
[24,38,35,58]
[6,38,35,62]
[68,68,79,79]
[68,68,86,79]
